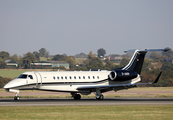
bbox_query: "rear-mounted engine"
[109,70,138,81]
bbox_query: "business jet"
[4,49,168,100]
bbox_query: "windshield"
[18,74,28,79]
[17,74,33,79]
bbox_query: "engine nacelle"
[109,70,138,81]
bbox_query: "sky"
[0,0,173,56]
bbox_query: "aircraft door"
[26,79,28,85]
[24,74,32,86]
[34,72,42,87]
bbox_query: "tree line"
[0,48,107,69]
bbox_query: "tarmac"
[0,98,173,106]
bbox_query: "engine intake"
[109,71,117,80]
[109,70,138,81]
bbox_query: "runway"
[0,98,173,106]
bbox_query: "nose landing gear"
[14,96,20,100]
[8,89,20,101]
[14,92,20,100]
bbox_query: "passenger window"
[83,76,85,79]
[88,76,90,79]
[93,76,95,79]
[79,76,81,79]
[57,77,59,79]
[74,76,76,79]
[65,76,67,79]
[53,76,55,80]
[97,76,99,79]
[70,76,72,79]
[61,76,63,79]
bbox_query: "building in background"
[5,60,19,68]
[30,61,69,69]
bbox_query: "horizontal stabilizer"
[124,48,169,53]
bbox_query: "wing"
[77,83,148,91]
[77,72,162,91]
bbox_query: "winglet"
[153,71,162,84]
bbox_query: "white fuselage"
[4,70,140,95]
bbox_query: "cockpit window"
[28,75,33,79]
[18,74,28,79]
[18,74,33,79]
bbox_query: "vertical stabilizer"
[122,50,146,74]
[122,49,168,74]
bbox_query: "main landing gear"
[71,93,81,100]
[71,89,104,100]
[95,89,104,100]
[96,95,104,100]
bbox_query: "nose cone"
[4,82,10,89]
[3,79,16,90]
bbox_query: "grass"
[0,69,52,78]
[0,69,26,78]
[126,87,173,91]
[0,105,173,120]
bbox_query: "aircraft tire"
[77,94,81,100]
[96,95,104,100]
[14,96,20,100]
[100,95,104,100]
[74,94,81,100]
[17,96,20,100]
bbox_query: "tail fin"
[122,49,168,74]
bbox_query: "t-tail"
[122,49,168,74]
[109,49,168,81]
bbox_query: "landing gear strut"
[95,89,104,100]
[8,89,20,101]
[71,93,81,100]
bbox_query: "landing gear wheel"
[14,96,20,100]
[74,94,81,100]
[100,95,104,100]
[96,95,104,100]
